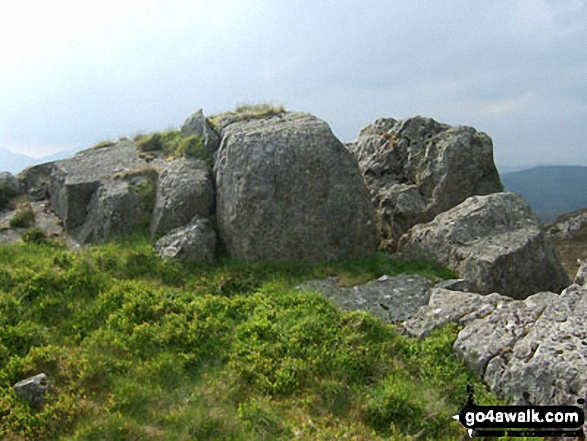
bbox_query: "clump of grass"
[136,131,213,168]
[9,208,35,228]
[91,140,115,150]
[21,227,49,245]
[208,103,286,128]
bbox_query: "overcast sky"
[0,0,585,166]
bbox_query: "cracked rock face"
[398,192,569,299]
[150,158,214,237]
[214,112,377,263]
[155,218,216,262]
[404,284,587,408]
[347,116,503,250]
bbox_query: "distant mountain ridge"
[0,147,77,174]
[501,165,587,222]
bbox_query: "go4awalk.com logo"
[453,386,586,438]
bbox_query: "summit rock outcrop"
[347,117,503,250]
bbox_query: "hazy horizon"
[1,1,586,166]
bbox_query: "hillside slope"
[501,165,587,222]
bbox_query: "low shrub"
[9,209,35,228]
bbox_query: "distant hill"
[501,165,587,222]
[0,147,77,175]
[0,147,36,174]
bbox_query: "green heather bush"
[9,209,35,228]
[0,236,533,440]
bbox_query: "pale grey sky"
[1,0,585,166]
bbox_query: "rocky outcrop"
[0,172,22,194]
[155,218,216,262]
[180,109,221,154]
[483,284,587,406]
[47,140,164,244]
[150,158,214,237]
[398,192,569,299]
[347,117,503,250]
[297,274,433,323]
[403,285,587,407]
[214,112,377,263]
[545,207,587,239]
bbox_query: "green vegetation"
[0,237,533,440]
[0,184,18,211]
[91,140,115,150]
[136,131,214,168]
[9,208,35,229]
[209,103,286,128]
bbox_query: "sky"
[0,0,586,166]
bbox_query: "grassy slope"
[0,235,537,440]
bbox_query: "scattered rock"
[14,373,50,408]
[150,158,214,237]
[398,192,569,299]
[214,112,377,262]
[155,218,216,262]
[298,274,432,323]
[180,109,221,155]
[347,116,503,250]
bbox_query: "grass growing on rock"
[0,236,536,440]
[136,131,214,168]
[209,103,286,128]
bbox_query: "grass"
[208,103,286,128]
[136,131,214,168]
[0,235,538,440]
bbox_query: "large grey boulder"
[150,158,214,237]
[214,112,377,262]
[398,192,569,299]
[48,140,164,244]
[180,109,221,154]
[298,274,433,323]
[155,218,216,262]
[347,116,503,250]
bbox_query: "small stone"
[14,373,49,408]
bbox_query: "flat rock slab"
[297,274,432,323]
